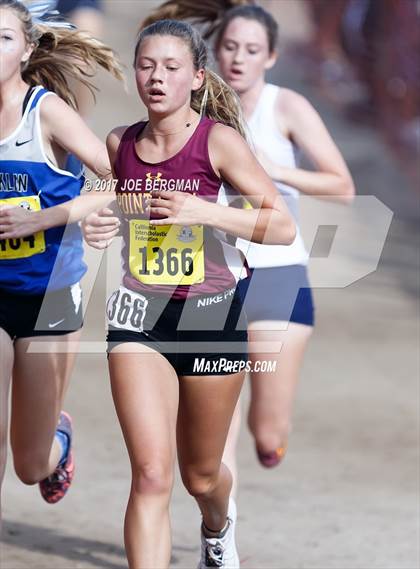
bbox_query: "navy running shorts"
[0,283,83,340]
[107,285,248,376]
[237,265,315,326]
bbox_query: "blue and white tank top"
[236,83,309,268]
[0,86,86,294]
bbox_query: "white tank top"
[236,83,309,267]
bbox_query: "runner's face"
[0,9,33,84]
[217,17,276,95]
[135,35,204,116]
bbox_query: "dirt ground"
[1,2,418,568]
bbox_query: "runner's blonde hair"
[136,18,246,137]
[1,0,124,109]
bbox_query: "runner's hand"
[255,146,284,181]
[82,208,121,249]
[148,191,210,226]
[0,205,43,238]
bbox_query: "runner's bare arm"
[255,89,355,203]
[0,99,119,238]
[82,127,128,249]
[150,125,296,245]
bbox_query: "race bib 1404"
[0,196,46,259]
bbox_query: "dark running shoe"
[256,443,288,468]
[39,411,75,504]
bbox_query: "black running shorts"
[107,285,248,376]
[0,283,83,340]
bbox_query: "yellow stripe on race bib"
[0,196,46,259]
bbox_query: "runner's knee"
[13,453,50,485]
[181,466,220,498]
[131,462,174,497]
[251,421,290,452]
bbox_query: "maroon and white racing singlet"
[114,117,248,299]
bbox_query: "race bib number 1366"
[129,220,204,286]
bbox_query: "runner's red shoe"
[256,443,287,468]
[39,411,75,504]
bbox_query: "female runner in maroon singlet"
[141,1,355,495]
[83,19,295,569]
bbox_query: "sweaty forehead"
[0,8,23,31]
[222,17,269,47]
[137,34,192,62]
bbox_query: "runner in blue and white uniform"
[0,0,122,508]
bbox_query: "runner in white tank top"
[237,82,309,268]
[210,4,355,488]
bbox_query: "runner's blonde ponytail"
[1,0,124,109]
